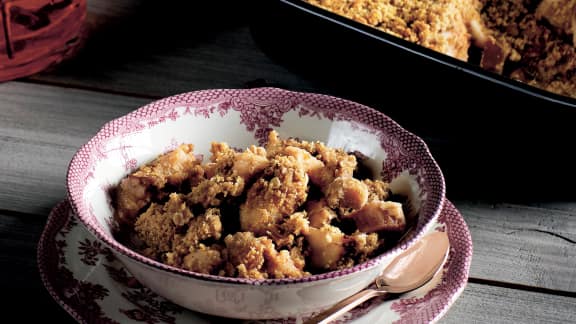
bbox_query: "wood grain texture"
[454,201,576,293]
[442,283,576,324]
[528,202,576,214]
[0,82,149,214]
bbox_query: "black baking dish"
[248,0,576,199]
[248,0,576,123]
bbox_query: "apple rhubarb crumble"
[112,131,409,279]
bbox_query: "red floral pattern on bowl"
[65,88,446,318]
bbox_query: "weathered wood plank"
[442,283,576,324]
[528,202,576,214]
[454,201,576,293]
[0,82,149,214]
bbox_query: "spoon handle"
[304,288,386,324]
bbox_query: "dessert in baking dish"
[304,0,576,98]
[304,0,487,61]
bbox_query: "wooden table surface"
[1,1,575,323]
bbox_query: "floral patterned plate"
[38,199,471,324]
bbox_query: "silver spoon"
[305,231,450,324]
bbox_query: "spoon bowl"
[305,231,450,324]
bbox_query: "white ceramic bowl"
[66,88,445,320]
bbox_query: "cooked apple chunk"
[305,225,346,270]
[349,201,406,233]
[325,177,369,210]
